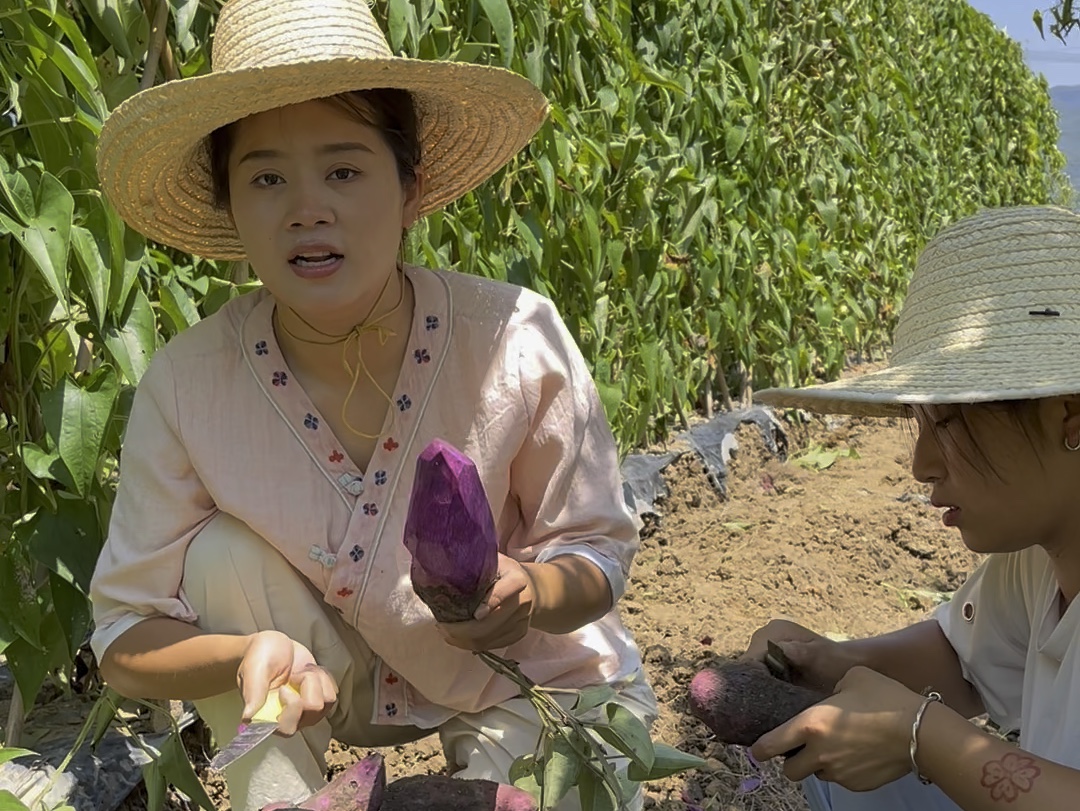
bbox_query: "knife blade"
[210,685,295,771]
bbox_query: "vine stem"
[474,651,625,802]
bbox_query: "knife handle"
[250,683,299,724]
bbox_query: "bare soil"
[8,412,981,811]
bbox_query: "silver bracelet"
[909,690,943,785]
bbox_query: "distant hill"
[1051,86,1080,196]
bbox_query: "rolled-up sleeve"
[506,299,638,603]
[89,352,216,662]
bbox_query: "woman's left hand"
[750,666,926,792]
[436,554,537,652]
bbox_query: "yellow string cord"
[274,267,406,439]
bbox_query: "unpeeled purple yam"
[403,439,499,623]
[262,753,385,811]
[688,660,827,746]
[381,775,538,811]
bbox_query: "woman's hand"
[751,666,925,791]
[742,618,860,692]
[238,630,338,735]
[437,554,537,652]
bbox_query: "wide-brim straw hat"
[96,0,548,260]
[756,205,1080,417]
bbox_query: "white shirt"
[936,545,1080,764]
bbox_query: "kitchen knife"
[210,685,296,771]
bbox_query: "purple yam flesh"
[262,753,385,811]
[403,439,499,623]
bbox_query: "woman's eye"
[253,173,283,187]
[330,167,358,181]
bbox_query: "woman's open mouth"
[289,251,343,279]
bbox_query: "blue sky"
[968,1,1080,87]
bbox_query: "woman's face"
[912,399,1080,555]
[226,99,422,329]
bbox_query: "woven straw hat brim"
[96,59,548,260]
[756,344,1080,418]
[755,205,1080,418]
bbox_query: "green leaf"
[0,749,36,767]
[5,612,67,708]
[72,225,112,326]
[104,288,158,383]
[597,87,619,117]
[387,0,410,52]
[593,704,654,772]
[0,789,31,811]
[18,442,72,488]
[159,277,201,332]
[74,0,145,61]
[0,158,34,222]
[89,688,124,749]
[20,496,104,595]
[576,769,617,811]
[0,173,74,308]
[0,552,42,648]
[626,743,706,781]
[159,733,215,811]
[50,572,92,657]
[572,685,617,717]
[142,758,167,811]
[509,753,542,802]
[725,126,748,161]
[477,0,514,65]
[541,733,581,809]
[171,0,199,44]
[39,368,120,497]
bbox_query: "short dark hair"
[206,88,421,209]
[915,399,1045,481]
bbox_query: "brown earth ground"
[8,410,982,811]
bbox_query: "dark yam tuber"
[380,774,538,811]
[688,660,827,747]
[403,438,500,623]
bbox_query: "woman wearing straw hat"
[743,205,1080,810]
[88,1,656,809]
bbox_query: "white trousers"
[183,512,655,811]
[802,773,963,811]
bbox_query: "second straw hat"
[96,0,549,260]
[756,206,1080,417]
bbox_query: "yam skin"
[380,775,538,811]
[403,439,500,623]
[688,660,827,746]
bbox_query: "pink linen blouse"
[89,265,645,729]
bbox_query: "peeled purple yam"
[262,753,385,811]
[403,439,499,623]
[688,661,827,746]
[381,775,538,811]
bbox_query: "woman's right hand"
[237,630,338,735]
[741,619,860,693]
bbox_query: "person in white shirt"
[745,205,1080,811]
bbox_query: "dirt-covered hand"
[238,630,338,735]
[750,665,926,791]
[436,554,536,652]
[742,618,858,692]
